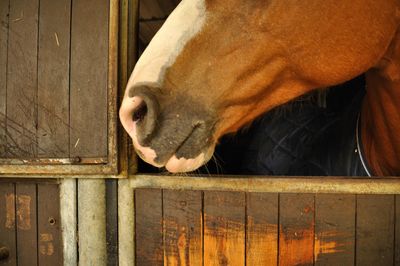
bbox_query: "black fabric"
[204,76,369,176]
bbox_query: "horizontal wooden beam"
[130,174,400,194]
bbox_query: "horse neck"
[362,27,400,176]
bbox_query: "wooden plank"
[279,193,314,266]
[16,183,38,266]
[356,195,394,265]
[314,194,355,265]
[0,0,9,157]
[106,180,118,266]
[37,184,62,266]
[163,190,202,266]
[135,189,163,265]
[204,191,245,266]
[395,195,400,266]
[70,0,109,158]
[246,193,278,266]
[6,0,39,158]
[37,0,71,157]
[0,183,17,265]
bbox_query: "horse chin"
[165,149,213,173]
[127,123,214,172]
[135,144,214,173]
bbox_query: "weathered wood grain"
[70,0,109,158]
[6,0,39,158]
[246,193,278,266]
[38,184,62,266]
[16,183,38,266]
[37,0,71,158]
[356,195,394,265]
[0,183,17,266]
[204,191,245,266]
[135,189,163,265]
[106,180,118,266]
[279,193,314,266]
[314,194,355,265]
[0,0,9,157]
[395,195,400,266]
[163,190,202,266]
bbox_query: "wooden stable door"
[0,0,118,176]
[0,180,62,266]
[135,189,400,266]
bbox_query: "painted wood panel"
[0,0,9,157]
[6,0,39,158]
[204,191,245,266]
[70,0,109,158]
[314,194,355,265]
[356,195,395,265]
[135,189,163,265]
[279,193,314,266]
[0,183,17,266]
[37,0,71,158]
[16,183,38,266]
[38,184,62,266]
[163,190,202,266]
[246,193,278,266]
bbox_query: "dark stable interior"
[137,75,366,176]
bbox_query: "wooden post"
[118,179,135,266]
[78,179,107,265]
[60,179,78,266]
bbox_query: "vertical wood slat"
[0,183,17,266]
[279,193,314,266]
[314,194,355,265]
[16,183,38,266]
[204,191,245,266]
[395,195,400,265]
[246,193,278,266]
[0,0,9,157]
[135,189,163,266]
[356,195,395,266]
[37,0,71,158]
[37,184,62,266]
[106,180,119,266]
[6,0,39,158]
[163,190,202,266]
[70,0,109,158]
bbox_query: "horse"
[119,0,400,175]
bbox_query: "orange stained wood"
[279,194,314,266]
[204,191,245,266]
[16,194,32,230]
[204,214,245,266]
[314,231,353,262]
[246,193,278,266]
[5,193,15,229]
[163,190,203,266]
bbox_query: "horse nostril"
[132,101,148,122]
